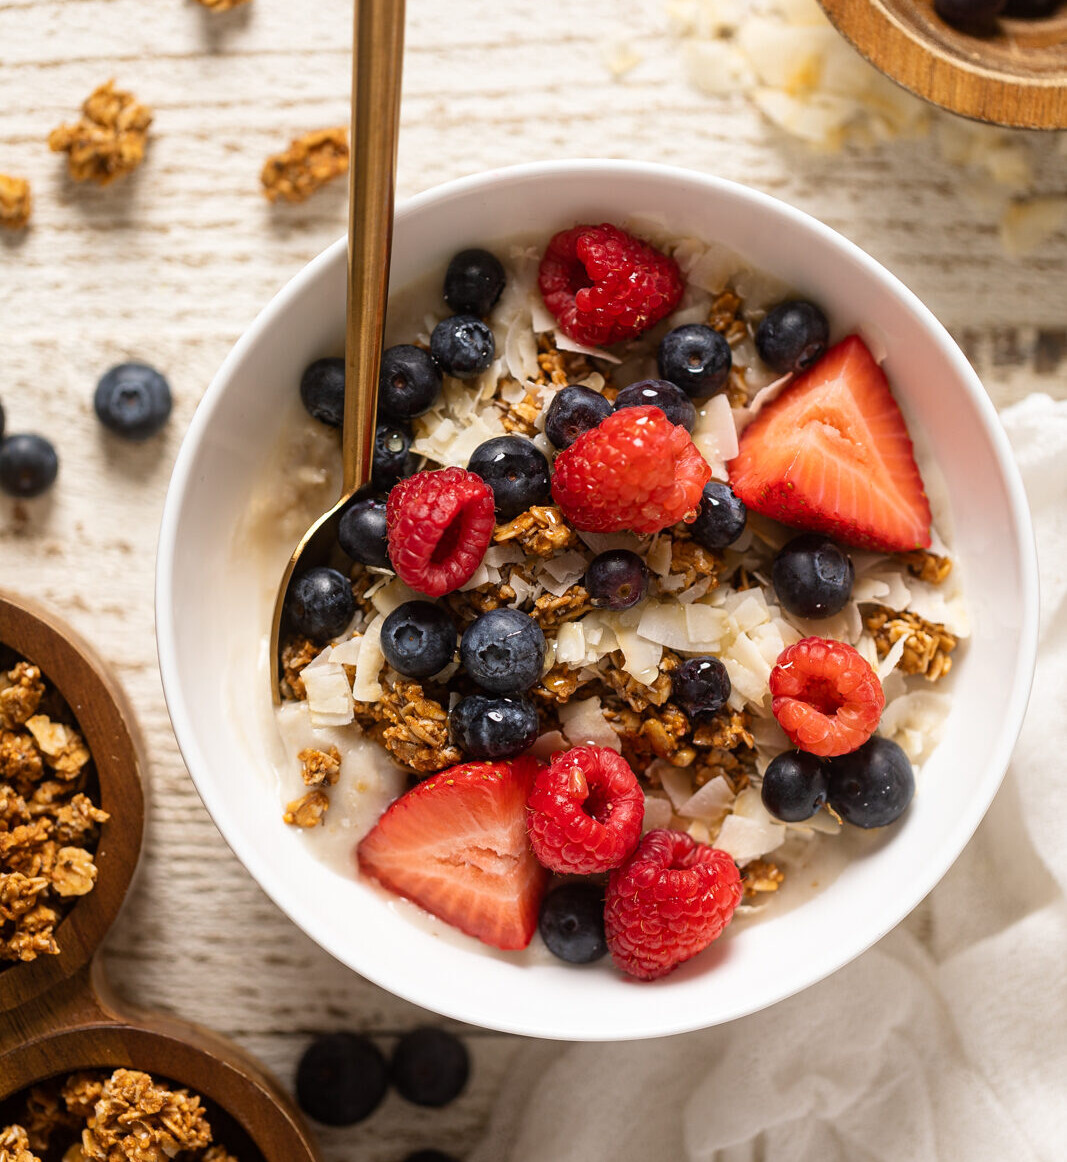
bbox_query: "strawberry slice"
[729,335,931,552]
[356,757,548,951]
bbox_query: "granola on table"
[0,659,107,964]
[0,176,31,230]
[2,1069,237,1162]
[48,81,152,186]
[260,128,349,204]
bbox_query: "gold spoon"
[269,0,406,702]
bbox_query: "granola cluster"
[0,175,31,230]
[194,0,251,9]
[864,606,958,681]
[48,81,152,186]
[2,1070,236,1162]
[261,128,349,204]
[0,660,107,964]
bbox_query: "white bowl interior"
[157,162,1037,1040]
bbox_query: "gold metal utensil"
[269,0,406,701]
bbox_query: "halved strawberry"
[356,757,548,951]
[729,335,931,552]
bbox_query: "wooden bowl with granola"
[0,592,320,1162]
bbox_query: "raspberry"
[386,467,495,597]
[769,636,885,757]
[538,223,684,347]
[605,829,742,981]
[550,406,711,534]
[527,746,644,875]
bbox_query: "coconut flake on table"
[353,613,386,702]
[691,393,738,481]
[558,695,621,751]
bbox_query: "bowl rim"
[156,159,1040,1039]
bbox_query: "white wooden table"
[2,1,1065,1158]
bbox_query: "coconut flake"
[577,530,647,556]
[714,812,786,865]
[539,551,589,595]
[372,577,422,616]
[553,330,621,363]
[642,794,674,833]
[531,730,568,761]
[558,696,621,751]
[678,775,735,819]
[304,662,354,727]
[614,626,663,684]
[353,614,385,702]
[877,634,908,680]
[329,635,363,666]
[690,393,739,480]
[555,621,586,665]
[656,763,696,811]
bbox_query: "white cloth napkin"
[472,394,1067,1162]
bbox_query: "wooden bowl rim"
[818,0,1067,129]
[0,591,145,1013]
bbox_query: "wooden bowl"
[818,0,1067,128]
[0,593,320,1162]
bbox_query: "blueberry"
[613,379,696,431]
[443,247,506,317]
[772,534,854,619]
[467,435,550,520]
[756,300,830,375]
[404,1153,458,1162]
[544,384,613,449]
[761,750,830,822]
[373,418,420,490]
[460,608,545,694]
[0,434,58,499]
[828,736,915,829]
[93,363,172,441]
[431,315,495,379]
[934,0,1007,27]
[288,566,355,643]
[300,357,345,427]
[338,497,390,568]
[295,1033,388,1126]
[390,1028,470,1108]
[381,601,457,679]
[1003,0,1058,13]
[657,324,732,400]
[450,693,539,760]
[585,549,648,611]
[378,345,442,420]
[673,656,731,719]
[689,481,747,550]
[539,882,607,964]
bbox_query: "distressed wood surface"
[1,1,1066,1158]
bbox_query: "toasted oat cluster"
[260,128,349,204]
[1,1069,237,1162]
[194,0,251,9]
[48,81,152,186]
[0,660,108,964]
[0,175,31,230]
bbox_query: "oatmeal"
[0,657,107,964]
[258,220,966,979]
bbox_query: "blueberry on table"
[672,656,731,719]
[613,379,696,431]
[287,566,355,643]
[761,750,830,822]
[390,1027,471,1108]
[378,344,442,420]
[544,384,612,450]
[0,434,58,499]
[934,0,1007,28]
[467,435,550,519]
[657,323,732,400]
[431,315,495,379]
[772,533,854,619]
[295,1032,388,1126]
[585,549,648,611]
[338,496,391,569]
[372,418,420,490]
[755,300,830,375]
[460,608,545,694]
[94,362,172,440]
[381,601,457,679]
[404,1153,459,1162]
[443,247,506,317]
[539,881,608,964]
[300,356,345,428]
[828,736,915,829]
[449,693,539,760]
[689,481,747,551]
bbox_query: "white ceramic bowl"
[157,161,1038,1041]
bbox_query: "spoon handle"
[343,0,406,496]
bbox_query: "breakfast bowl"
[156,160,1038,1041]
